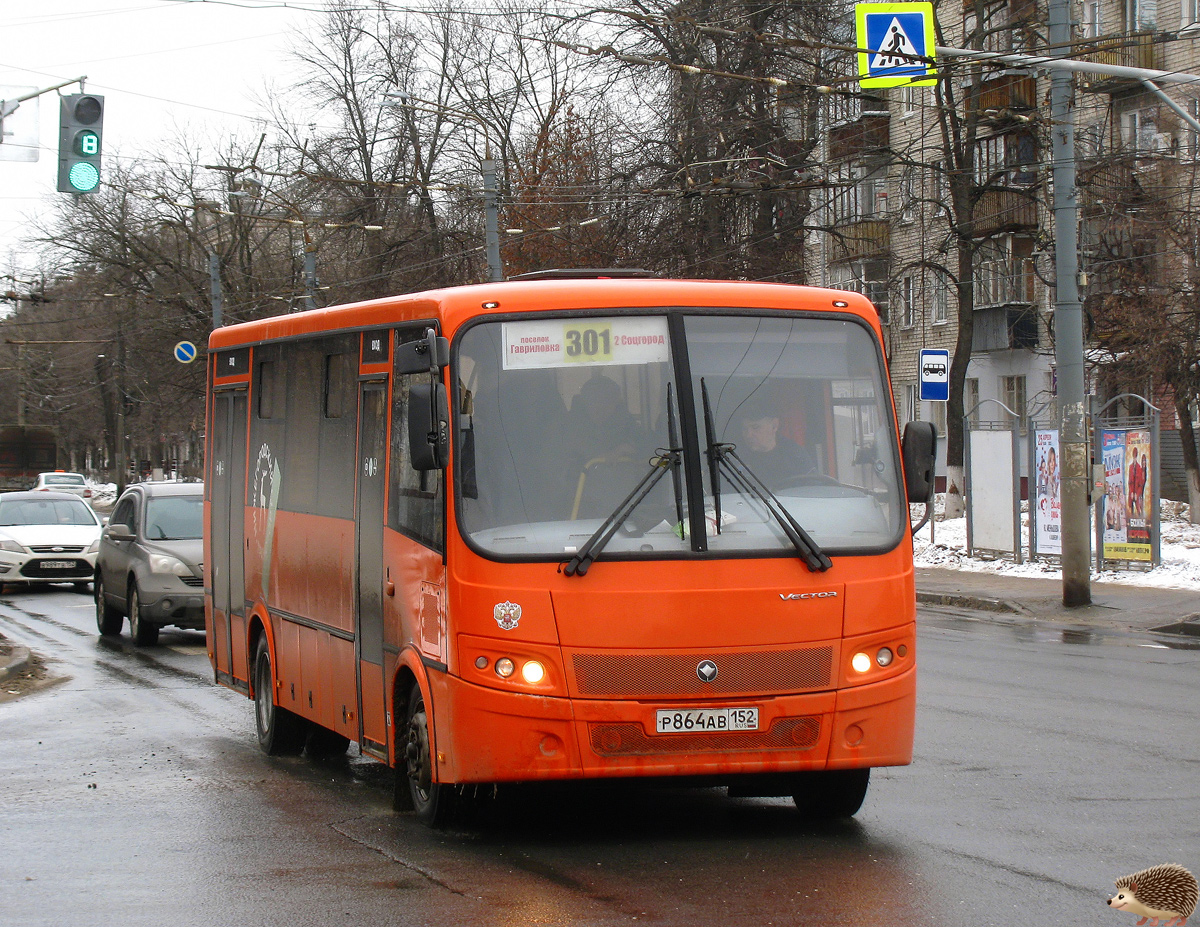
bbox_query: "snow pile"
[911,499,1200,591]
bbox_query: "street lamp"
[385,92,503,283]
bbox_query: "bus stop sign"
[855,2,938,88]
[919,349,950,401]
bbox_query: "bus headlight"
[876,647,894,667]
[520,660,545,684]
[851,652,872,673]
[495,657,515,678]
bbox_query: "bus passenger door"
[210,389,248,687]
[355,381,388,754]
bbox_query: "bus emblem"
[494,601,522,630]
[696,660,718,683]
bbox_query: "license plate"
[41,560,76,569]
[655,707,759,734]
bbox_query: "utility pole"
[482,158,502,283]
[1048,0,1091,606]
[208,251,223,328]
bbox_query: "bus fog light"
[474,656,489,670]
[495,657,515,678]
[521,660,545,684]
[876,647,894,667]
[851,652,871,673]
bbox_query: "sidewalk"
[917,567,1200,635]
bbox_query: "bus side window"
[389,345,443,551]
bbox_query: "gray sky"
[0,0,321,284]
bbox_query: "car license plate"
[41,560,75,569]
[655,707,759,734]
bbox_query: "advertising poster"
[1101,428,1153,562]
[1033,429,1061,555]
[1124,429,1152,557]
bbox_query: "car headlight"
[0,538,24,554]
[149,553,192,576]
[86,538,100,554]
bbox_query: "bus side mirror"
[409,382,450,471]
[901,420,937,504]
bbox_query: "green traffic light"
[68,161,100,192]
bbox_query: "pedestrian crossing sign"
[855,2,938,88]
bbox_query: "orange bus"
[204,272,936,825]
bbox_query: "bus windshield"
[455,311,903,560]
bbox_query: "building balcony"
[972,187,1038,237]
[1079,32,1163,92]
[972,305,1039,352]
[974,259,1037,309]
[828,113,890,162]
[970,74,1038,122]
[829,218,890,263]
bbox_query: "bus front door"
[355,381,388,755]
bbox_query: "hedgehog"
[1107,864,1198,927]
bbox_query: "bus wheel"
[305,726,350,759]
[403,681,455,826]
[253,637,306,756]
[792,769,870,820]
[95,575,123,637]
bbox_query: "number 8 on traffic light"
[57,93,104,194]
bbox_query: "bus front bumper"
[429,666,915,785]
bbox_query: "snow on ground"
[912,497,1200,591]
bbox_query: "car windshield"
[455,311,904,561]
[0,498,97,526]
[144,495,203,540]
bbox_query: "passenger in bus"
[734,399,816,489]
[565,375,652,518]
[565,375,647,466]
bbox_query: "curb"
[916,591,1022,614]
[0,645,31,682]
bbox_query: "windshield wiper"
[563,399,684,577]
[698,379,831,573]
[700,378,725,534]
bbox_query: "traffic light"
[57,93,104,194]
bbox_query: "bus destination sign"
[502,317,670,369]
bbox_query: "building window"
[1127,0,1156,31]
[904,384,919,424]
[930,397,947,437]
[901,276,916,328]
[932,278,950,323]
[965,377,981,426]
[1001,374,1028,432]
[1185,0,1200,26]
[901,85,917,116]
[1084,0,1103,35]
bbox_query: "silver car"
[95,481,204,646]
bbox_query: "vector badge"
[493,601,522,631]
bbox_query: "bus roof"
[207,278,881,351]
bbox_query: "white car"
[0,491,102,590]
[32,471,93,500]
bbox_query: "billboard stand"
[1093,394,1160,572]
[964,399,1022,563]
[1029,421,1063,563]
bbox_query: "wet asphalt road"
[1,588,1198,927]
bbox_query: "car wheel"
[95,574,123,637]
[791,768,870,820]
[403,681,457,826]
[127,583,159,646]
[253,637,306,755]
